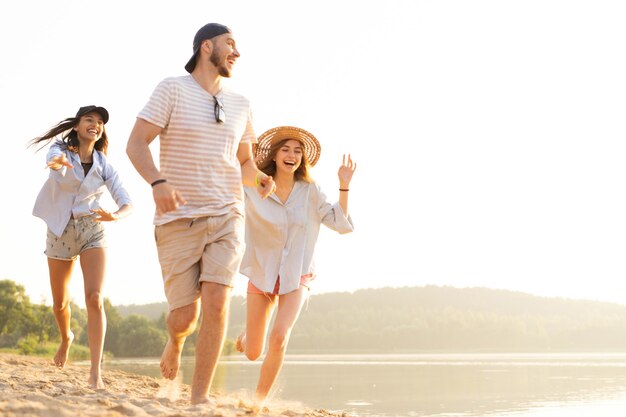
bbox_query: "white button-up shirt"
[32,142,132,237]
[240,181,354,295]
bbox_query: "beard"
[210,49,231,77]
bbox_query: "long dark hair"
[257,138,313,183]
[28,115,108,155]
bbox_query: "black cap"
[76,105,109,124]
[185,23,232,73]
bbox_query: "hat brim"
[185,49,199,73]
[76,106,109,124]
[255,126,321,167]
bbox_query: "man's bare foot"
[160,338,184,380]
[53,331,74,369]
[235,331,245,353]
[190,395,216,406]
[88,371,105,389]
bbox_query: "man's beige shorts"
[154,211,245,311]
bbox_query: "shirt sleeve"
[101,155,133,208]
[315,183,354,234]
[46,141,64,163]
[46,142,71,178]
[137,77,175,129]
[240,107,256,144]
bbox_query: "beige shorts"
[154,211,245,311]
[45,216,106,261]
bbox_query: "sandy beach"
[0,353,351,417]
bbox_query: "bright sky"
[1,0,626,308]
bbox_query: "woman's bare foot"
[88,371,105,389]
[160,338,184,380]
[53,331,74,369]
[235,331,245,353]
[252,395,268,414]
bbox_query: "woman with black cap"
[30,106,133,389]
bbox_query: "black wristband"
[339,188,349,192]
[151,179,167,187]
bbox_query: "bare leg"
[80,248,107,389]
[256,287,308,402]
[161,301,200,380]
[190,282,231,404]
[48,258,75,369]
[161,301,200,379]
[240,293,276,361]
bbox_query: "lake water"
[99,353,626,416]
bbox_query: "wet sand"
[0,353,352,417]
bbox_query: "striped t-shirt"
[138,75,256,225]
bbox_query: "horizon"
[106,283,626,308]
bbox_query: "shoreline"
[0,353,352,417]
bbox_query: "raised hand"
[338,154,356,188]
[47,154,74,170]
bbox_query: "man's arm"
[126,118,186,214]
[126,118,162,184]
[237,142,275,199]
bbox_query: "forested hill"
[117,285,626,353]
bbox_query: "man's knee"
[200,282,231,317]
[168,302,200,334]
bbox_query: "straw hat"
[255,126,321,167]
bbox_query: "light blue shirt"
[33,142,132,237]
[240,181,354,295]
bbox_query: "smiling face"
[74,112,105,144]
[208,33,240,77]
[273,139,304,176]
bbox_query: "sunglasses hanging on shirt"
[214,96,225,124]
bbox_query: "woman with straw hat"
[237,126,356,405]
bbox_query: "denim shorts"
[45,216,107,260]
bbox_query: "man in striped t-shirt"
[126,23,276,405]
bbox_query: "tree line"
[120,284,626,353]
[0,279,233,359]
[6,279,626,357]
[286,286,626,352]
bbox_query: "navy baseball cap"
[76,105,109,124]
[185,23,232,73]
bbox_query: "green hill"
[116,285,626,353]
